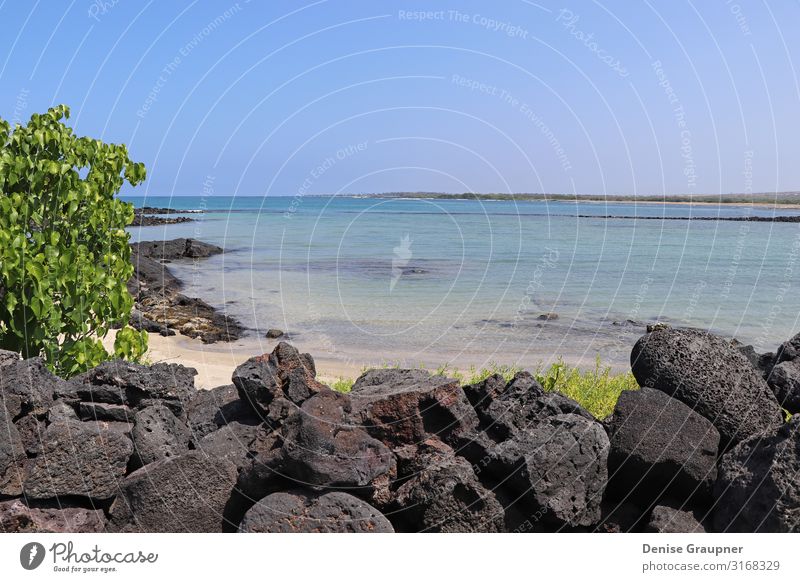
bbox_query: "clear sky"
[1,1,798,197]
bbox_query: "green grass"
[533,357,638,419]
[328,356,638,419]
[330,377,355,393]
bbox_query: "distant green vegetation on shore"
[331,357,638,420]
[359,191,800,205]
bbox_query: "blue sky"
[1,1,798,197]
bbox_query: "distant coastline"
[125,191,800,207]
[147,191,800,209]
[340,191,800,208]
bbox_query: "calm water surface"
[123,195,800,371]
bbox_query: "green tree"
[0,105,148,376]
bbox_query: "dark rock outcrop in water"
[537,312,559,321]
[138,206,201,215]
[132,207,196,227]
[128,238,244,343]
[574,213,800,223]
[133,238,222,261]
[132,215,193,227]
[1,329,799,533]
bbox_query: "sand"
[102,324,634,391]
[102,329,364,389]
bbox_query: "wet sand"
[104,316,639,390]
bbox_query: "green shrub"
[0,105,148,376]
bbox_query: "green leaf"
[5,291,17,312]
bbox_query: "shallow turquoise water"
[123,195,800,370]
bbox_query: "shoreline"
[129,194,800,211]
[571,198,800,209]
[98,329,531,389]
[335,192,800,209]
[104,326,636,391]
[104,325,389,389]
[117,234,747,390]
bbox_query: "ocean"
[123,195,800,372]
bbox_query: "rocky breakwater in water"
[132,207,197,227]
[2,326,800,533]
[128,238,244,342]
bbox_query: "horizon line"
[122,190,800,199]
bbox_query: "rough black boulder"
[631,327,783,445]
[713,415,800,532]
[391,439,505,532]
[232,342,325,424]
[23,420,133,501]
[108,451,237,532]
[605,387,719,505]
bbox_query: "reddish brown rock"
[0,403,26,497]
[238,490,393,533]
[280,390,395,498]
[350,369,479,447]
[232,342,326,422]
[0,499,106,533]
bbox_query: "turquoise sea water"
[123,195,800,371]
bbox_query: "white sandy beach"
[102,329,365,389]
[103,325,634,392]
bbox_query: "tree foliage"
[0,105,147,376]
